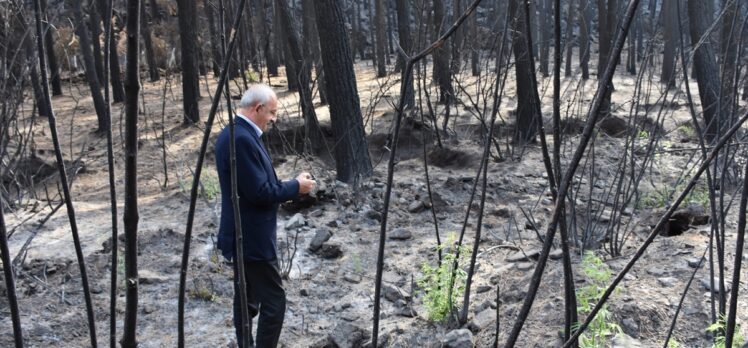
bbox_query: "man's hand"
[296,172,316,195]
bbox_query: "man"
[215,83,315,347]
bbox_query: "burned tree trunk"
[375,0,387,77]
[661,0,677,87]
[302,0,327,104]
[140,2,159,81]
[139,2,159,81]
[395,0,414,107]
[72,0,109,131]
[432,0,454,104]
[579,0,591,79]
[41,0,61,96]
[314,0,373,183]
[89,0,105,83]
[469,0,479,76]
[509,0,540,144]
[177,0,201,123]
[122,0,141,346]
[687,0,721,141]
[206,0,222,76]
[275,0,323,152]
[564,0,574,76]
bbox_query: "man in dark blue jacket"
[215,83,315,347]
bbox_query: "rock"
[621,318,639,338]
[365,209,382,222]
[489,265,514,284]
[442,329,473,348]
[476,285,492,294]
[394,301,417,317]
[516,262,534,271]
[383,284,410,303]
[491,207,512,218]
[507,249,540,262]
[309,229,333,252]
[139,270,168,285]
[407,200,425,213]
[343,273,362,284]
[701,278,732,292]
[299,288,309,296]
[389,228,412,240]
[611,332,643,348]
[687,257,704,268]
[315,244,343,259]
[657,277,677,287]
[467,308,495,333]
[285,213,306,229]
[142,304,156,314]
[329,322,370,348]
[308,336,333,348]
[91,284,104,294]
[646,267,666,277]
[342,311,360,322]
[549,249,563,260]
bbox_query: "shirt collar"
[236,113,263,137]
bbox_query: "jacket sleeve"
[235,135,300,205]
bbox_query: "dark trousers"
[233,259,286,348]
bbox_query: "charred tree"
[718,0,738,129]
[206,0,222,76]
[564,0,574,76]
[687,0,722,141]
[275,0,323,151]
[72,0,109,131]
[469,0,479,76]
[105,12,125,103]
[509,0,540,144]
[375,0,387,76]
[432,0,454,104]
[274,2,298,91]
[538,0,551,76]
[451,0,464,73]
[32,0,99,344]
[395,0,414,107]
[41,0,61,96]
[177,0,201,123]
[661,0,677,87]
[314,0,373,183]
[579,0,591,79]
[302,0,327,104]
[140,2,159,81]
[89,0,105,83]
[122,0,141,346]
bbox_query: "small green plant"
[706,315,746,348]
[188,278,217,302]
[666,338,681,348]
[245,69,260,83]
[199,171,220,200]
[575,251,621,348]
[417,234,471,322]
[637,130,650,139]
[677,123,696,138]
[637,182,711,210]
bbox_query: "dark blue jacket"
[215,117,299,261]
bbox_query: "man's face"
[253,98,278,132]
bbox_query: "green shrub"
[706,315,746,348]
[417,234,471,322]
[576,251,621,348]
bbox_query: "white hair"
[238,84,277,109]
